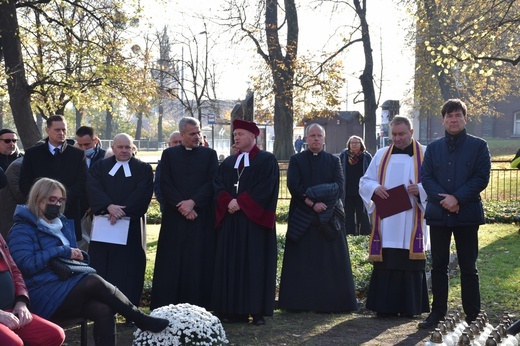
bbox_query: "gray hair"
[169,131,180,140]
[179,117,200,133]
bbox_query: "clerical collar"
[308,149,322,156]
[391,142,414,156]
[109,159,132,177]
[445,128,466,152]
[234,152,250,169]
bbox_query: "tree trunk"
[265,0,298,160]
[272,92,295,159]
[75,106,83,131]
[0,0,40,148]
[157,103,163,144]
[0,101,3,130]
[354,0,378,154]
[135,111,143,140]
[36,113,43,136]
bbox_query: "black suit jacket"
[19,139,87,239]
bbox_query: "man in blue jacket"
[419,99,491,328]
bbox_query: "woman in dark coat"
[339,135,372,235]
[8,178,168,346]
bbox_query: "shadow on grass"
[221,310,431,345]
[474,228,520,320]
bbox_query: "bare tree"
[317,0,380,153]
[150,23,220,126]
[221,0,298,159]
[352,0,378,154]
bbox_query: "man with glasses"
[0,129,23,171]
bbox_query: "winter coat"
[0,234,30,308]
[7,205,89,318]
[421,131,491,227]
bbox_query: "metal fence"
[151,161,519,202]
[482,168,520,201]
[276,166,519,201]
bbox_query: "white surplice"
[359,146,430,251]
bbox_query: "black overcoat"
[278,149,358,313]
[150,145,218,310]
[19,140,87,240]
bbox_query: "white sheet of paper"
[91,215,130,245]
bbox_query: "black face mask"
[44,204,61,220]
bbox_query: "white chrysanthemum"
[133,304,228,346]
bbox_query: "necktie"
[54,147,60,156]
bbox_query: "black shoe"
[465,315,478,325]
[399,313,415,319]
[252,315,265,326]
[507,319,520,336]
[418,313,442,329]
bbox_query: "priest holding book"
[359,115,430,318]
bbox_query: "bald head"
[111,133,133,161]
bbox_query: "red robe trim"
[214,145,276,229]
[237,191,276,229]
[215,191,233,227]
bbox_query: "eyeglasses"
[0,139,17,143]
[47,196,67,205]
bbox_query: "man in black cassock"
[278,123,358,313]
[19,115,87,240]
[150,117,218,310]
[87,133,153,307]
[211,119,279,326]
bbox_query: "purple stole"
[368,139,426,262]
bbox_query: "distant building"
[303,111,364,154]
[417,96,520,143]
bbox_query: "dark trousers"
[430,225,480,320]
[345,195,371,235]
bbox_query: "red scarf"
[348,150,362,165]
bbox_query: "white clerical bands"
[234,152,250,169]
[108,161,132,177]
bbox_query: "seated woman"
[0,233,64,346]
[8,178,168,346]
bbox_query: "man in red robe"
[211,119,279,326]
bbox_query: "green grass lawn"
[144,223,520,321]
[451,223,520,317]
